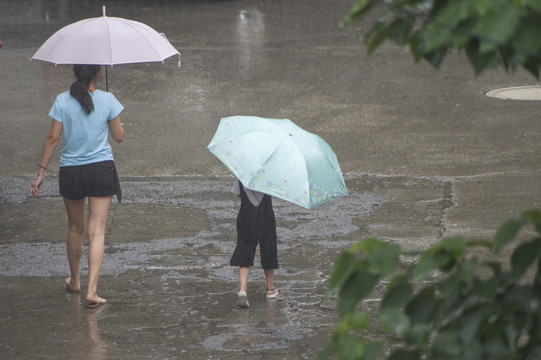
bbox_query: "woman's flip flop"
[65,277,80,293]
[86,297,106,309]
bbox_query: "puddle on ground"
[1,175,465,358]
[0,177,385,277]
[0,176,385,357]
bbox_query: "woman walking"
[230,178,279,308]
[30,64,124,308]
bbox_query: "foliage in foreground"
[343,0,541,78]
[318,210,541,360]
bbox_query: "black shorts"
[59,160,121,202]
[230,185,278,270]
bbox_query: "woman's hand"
[31,119,62,198]
[30,177,44,197]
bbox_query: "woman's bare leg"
[63,198,86,292]
[86,196,112,304]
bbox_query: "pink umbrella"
[32,6,180,89]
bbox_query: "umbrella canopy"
[208,116,348,209]
[32,6,180,66]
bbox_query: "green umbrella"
[207,116,348,209]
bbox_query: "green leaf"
[442,236,467,258]
[360,341,386,360]
[504,320,522,353]
[511,17,541,55]
[338,269,379,316]
[473,277,498,300]
[409,30,423,62]
[422,24,453,53]
[484,335,510,357]
[501,284,532,310]
[381,280,413,309]
[433,0,470,26]
[523,0,541,13]
[337,333,365,360]
[433,331,461,356]
[405,323,432,348]
[520,57,541,79]
[462,338,483,359]
[423,47,447,69]
[349,238,401,277]
[335,317,350,336]
[379,308,410,334]
[465,239,492,249]
[345,312,369,330]
[368,243,401,277]
[364,23,388,55]
[466,40,499,75]
[350,237,384,253]
[412,237,465,282]
[511,239,541,277]
[411,253,439,283]
[525,345,541,360]
[458,304,497,343]
[388,349,421,360]
[522,210,541,233]
[387,17,415,46]
[478,39,497,54]
[449,17,478,49]
[472,0,495,16]
[473,2,523,46]
[343,0,374,25]
[327,252,356,295]
[457,257,477,281]
[493,219,524,253]
[435,292,473,328]
[438,258,477,298]
[405,286,439,325]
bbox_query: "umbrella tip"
[102,5,106,17]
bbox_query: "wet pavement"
[1,0,541,359]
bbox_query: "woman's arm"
[30,119,62,197]
[109,115,124,143]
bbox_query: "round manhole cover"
[486,85,541,100]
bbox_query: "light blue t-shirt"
[49,90,124,167]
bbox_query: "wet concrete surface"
[1,0,541,359]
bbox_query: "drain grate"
[486,85,541,100]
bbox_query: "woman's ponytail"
[70,65,101,114]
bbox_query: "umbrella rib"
[246,142,312,207]
[122,21,179,63]
[245,146,281,188]
[104,17,114,64]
